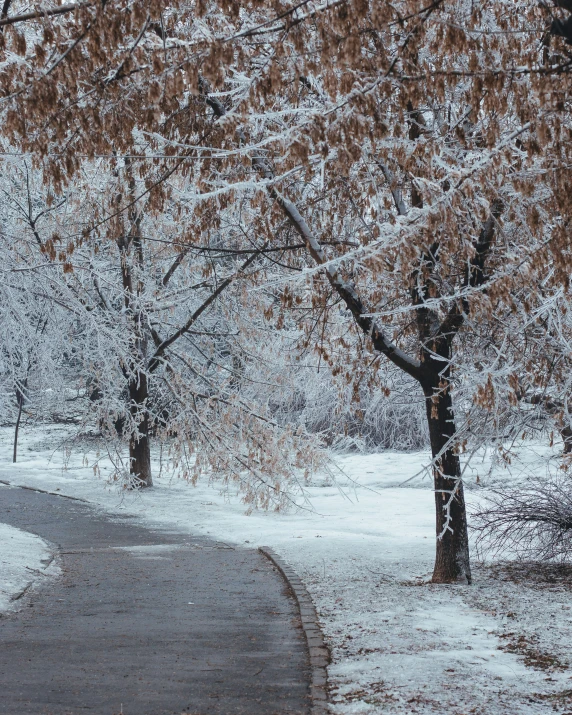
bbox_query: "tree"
[0,149,327,503]
[0,164,73,461]
[167,1,527,582]
[179,0,572,581]
[1,0,569,579]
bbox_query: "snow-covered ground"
[1,424,571,714]
[0,521,58,613]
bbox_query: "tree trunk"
[129,424,152,488]
[423,377,471,584]
[561,425,572,454]
[12,397,23,463]
[128,372,153,488]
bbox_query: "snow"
[1,424,571,713]
[0,518,58,614]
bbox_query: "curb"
[259,546,329,715]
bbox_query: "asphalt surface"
[0,484,310,715]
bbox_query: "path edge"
[259,546,329,715]
[0,479,88,502]
[4,537,59,608]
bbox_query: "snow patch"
[0,514,58,613]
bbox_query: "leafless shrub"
[472,475,572,561]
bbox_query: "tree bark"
[12,396,23,463]
[128,371,152,488]
[422,373,471,584]
[117,166,152,489]
[129,427,152,488]
[12,377,27,464]
[562,425,572,454]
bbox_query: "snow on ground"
[1,424,571,714]
[0,520,58,613]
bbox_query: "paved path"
[0,484,310,714]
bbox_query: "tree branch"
[148,247,265,373]
[270,189,422,381]
[438,199,504,339]
[163,244,191,287]
[0,2,88,27]
[1,0,13,21]
[378,161,408,217]
[197,85,421,379]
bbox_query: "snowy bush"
[472,475,572,562]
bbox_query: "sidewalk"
[0,485,310,714]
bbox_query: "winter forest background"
[1,0,572,593]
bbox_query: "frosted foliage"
[259,356,428,451]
